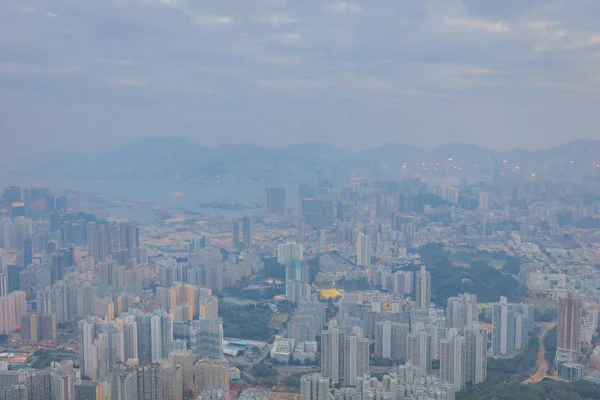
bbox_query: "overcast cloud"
[1,0,600,158]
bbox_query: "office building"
[356,233,371,267]
[415,266,431,309]
[300,373,329,400]
[242,216,251,249]
[266,187,286,214]
[232,220,241,251]
[301,199,333,230]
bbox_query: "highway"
[523,322,556,384]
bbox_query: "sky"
[2,0,600,160]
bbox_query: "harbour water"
[0,171,299,219]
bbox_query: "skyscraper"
[415,266,431,309]
[491,297,524,357]
[342,327,369,386]
[440,329,466,392]
[447,294,478,335]
[242,216,251,249]
[232,220,241,251]
[356,233,371,267]
[465,327,487,385]
[23,235,32,267]
[137,363,162,400]
[557,293,583,354]
[374,321,409,361]
[407,325,432,377]
[300,373,329,400]
[321,323,342,384]
[478,192,488,209]
[278,242,304,265]
[266,187,286,214]
[194,358,230,394]
[301,199,334,230]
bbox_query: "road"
[523,322,556,384]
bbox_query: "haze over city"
[5,2,600,400]
[3,0,600,160]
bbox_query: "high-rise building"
[136,314,153,365]
[161,363,183,400]
[75,380,101,400]
[266,188,286,214]
[301,199,334,230]
[21,313,38,342]
[392,271,413,296]
[557,293,583,354]
[465,327,487,385]
[491,297,525,357]
[478,192,488,210]
[440,329,466,392]
[356,233,371,267]
[232,220,241,251]
[113,362,139,400]
[342,327,369,387]
[374,321,409,361]
[321,323,343,384]
[169,350,195,392]
[78,318,109,381]
[0,291,26,334]
[138,363,162,400]
[446,294,478,335]
[415,266,431,309]
[278,242,304,265]
[23,235,32,267]
[300,373,329,400]
[242,216,251,249]
[194,358,230,394]
[407,326,432,377]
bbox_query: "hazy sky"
[2,0,600,159]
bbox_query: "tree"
[0,334,8,345]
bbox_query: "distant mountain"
[17,137,600,183]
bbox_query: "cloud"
[94,59,135,66]
[190,14,234,27]
[45,12,58,18]
[444,17,510,32]
[258,15,297,26]
[2,0,600,153]
[105,76,150,87]
[326,2,363,15]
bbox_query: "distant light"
[503,160,508,163]
[448,158,453,161]
[570,160,574,164]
